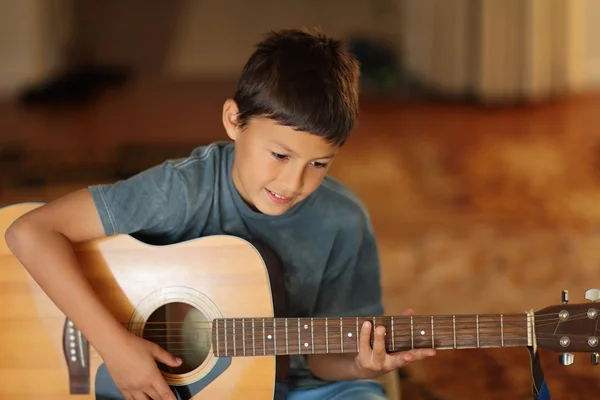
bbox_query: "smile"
[266,189,293,204]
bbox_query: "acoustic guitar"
[1,202,598,399]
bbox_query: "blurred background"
[1,0,600,399]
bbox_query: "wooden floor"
[2,79,600,399]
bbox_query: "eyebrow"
[270,140,336,160]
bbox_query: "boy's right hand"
[100,331,182,400]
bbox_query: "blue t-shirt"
[88,141,384,389]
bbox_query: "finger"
[132,391,150,400]
[409,348,437,360]
[152,381,177,400]
[121,391,135,400]
[401,309,414,316]
[389,352,412,369]
[359,321,372,354]
[146,387,167,400]
[392,349,436,369]
[151,343,183,368]
[371,325,387,359]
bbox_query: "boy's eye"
[271,152,288,160]
[312,161,328,169]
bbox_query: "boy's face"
[223,99,340,216]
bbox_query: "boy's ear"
[222,99,241,141]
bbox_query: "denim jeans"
[285,379,387,400]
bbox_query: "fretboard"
[211,314,532,357]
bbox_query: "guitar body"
[0,203,281,399]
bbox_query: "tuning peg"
[592,353,599,365]
[562,290,569,304]
[559,353,574,366]
[585,288,600,303]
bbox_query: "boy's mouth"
[266,189,292,204]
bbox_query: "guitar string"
[132,333,600,357]
[120,310,592,327]
[147,333,599,345]
[123,315,576,331]
[128,323,592,335]
[138,333,597,348]
[120,313,594,332]
[141,332,599,341]
[104,313,600,354]
[137,331,600,352]
[81,312,594,357]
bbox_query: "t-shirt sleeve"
[88,160,191,243]
[312,211,384,318]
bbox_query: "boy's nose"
[281,167,304,194]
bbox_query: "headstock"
[534,288,600,366]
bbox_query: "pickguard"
[94,357,232,400]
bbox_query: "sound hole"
[142,302,211,374]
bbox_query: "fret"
[340,317,344,353]
[500,314,504,347]
[431,316,434,349]
[410,316,414,349]
[273,319,276,356]
[325,318,329,353]
[356,317,359,351]
[252,319,256,356]
[452,315,456,349]
[242,319,246,356]
[216,319,220,356]
[391,316,395,351]
[285,318,289,354]
[262,318,266,356]
[476,315,480,348]
[225,319,228,356]
[233,319,237,356]
[311,318,315,354]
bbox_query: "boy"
[5,29,435,399]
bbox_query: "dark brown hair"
[233,28,360,147]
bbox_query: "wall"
[586,0,600,87]
[0,0,403,98]
[48,0,402,78]
[3,0,598,98]
[0,0,62,97]
[165,0,402,78]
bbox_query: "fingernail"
[176,357,182,363]
[363,321,370,329]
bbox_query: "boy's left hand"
[353,309,436,379]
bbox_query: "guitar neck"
[211,313,533,357]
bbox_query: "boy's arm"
[5,157,192,400]
[5,189,181,400]
[5,189,130,350]
[305,212,435,381]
